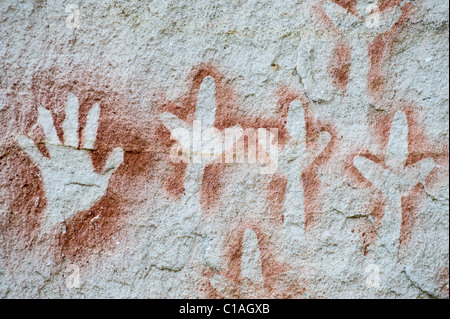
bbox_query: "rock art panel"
[0,0,447,299]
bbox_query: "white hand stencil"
[17,93,124,233]
[353,111,436,258]
[157,76,242,269]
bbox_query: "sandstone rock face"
[0,0,448,298]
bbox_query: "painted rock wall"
[0,0,448,298]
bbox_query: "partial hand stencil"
[210,229,266,298]
[298,1,404,101]
[17,93,124,233]
[160,76,242,165]
[323,0,402,36]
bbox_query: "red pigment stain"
[378,0,403,11]
[154,119,187,199]
[195,83,320,298]
[2,66,168,262]
[363,203,384,256]
[400,106,448,249]
[209,74,291,218]
[438,266,449,298]
[204,86,334,298]
[201,163,224,211]
[266,173,288,225]
[331,0,358,16]
[199,268,225,299]
[158,64,238,206]
[329,40,352,93]
[313,0,345,36]
[0,144,46,249]
[299,93,337,230]
[400,184,422,249]
[0,90,47,272]
[314,0,358,24]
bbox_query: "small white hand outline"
[17,93,124,233]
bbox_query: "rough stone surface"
[0,0,448,298]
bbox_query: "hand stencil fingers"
[102,147,124,177]
[323,0,361,31]
[38,107,61,146]
[195,76,216,129]
[16,94,126,232]
[385,111,408,171]
[286,100,306,142]
[82,103,100,150]
[62,93,80,148]
[241,229,264,285]
[402,158,436,192]
[209,229,264,298]
[160,112,192,150]
[354,156,400,194]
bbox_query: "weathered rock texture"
[0,0,448,298]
